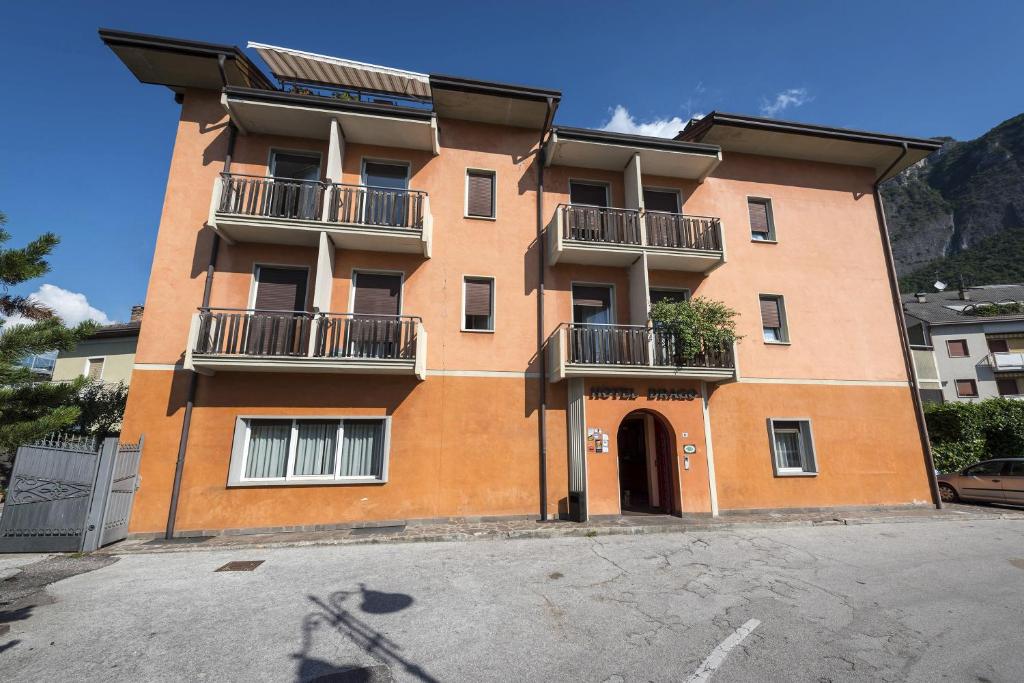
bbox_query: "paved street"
[3,518,1024,682]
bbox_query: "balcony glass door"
[568,182,611,242]
[349,272,403,358]
[572,284,617,364]
[249,266,310,356]
[363,162,410,227]
[270,151,322,220]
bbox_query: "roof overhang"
[545,127,722,180]
[429,74,560,129]
[678,112,942,182]
[249,42,431,99]
[222,87,438,153]
[99,28,272,93]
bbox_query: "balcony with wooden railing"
[209,173,432,257]
[547,204,724,273]
[185,308,427,379]
[546,323,735,382]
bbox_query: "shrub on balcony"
[924,398,1024,472]
[649,297,740,364]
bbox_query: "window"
[269,151,322,220]
[767,419,817,476]
[748,198,775,241]
[466,170,496,219]
[649,289,690,306]
[85,357,104,381]
[253,266,308,311]
[759,295,789,343]
[1007,461,1024,476]
[987,338,1009,353]
[955,379,979,398]
[997,378,1020,396]
[569,181,609,207]
[946,339,969,357]
[231,417,389,485]
[572,284,613,325]
[964,461,1004,477]
[362,161,410,227]
[642,189,680,213]
[270,150,321,181]
[463,277,495,331]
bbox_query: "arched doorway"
[616,410,676,514]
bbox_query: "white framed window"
[228,416,391,486]
[465,169,496,219]
[462,276,495,332]
[767,418,817,476]
[84,357,105,381]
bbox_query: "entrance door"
[350,272,403,358]
[616,412,673,514]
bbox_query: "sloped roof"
[902,284,1024,325]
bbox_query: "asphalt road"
[3,519,1024,682]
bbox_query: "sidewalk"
[100,503,1024,555]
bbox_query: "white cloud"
[600,105,701,138]
[3,284,113,327]
[759,88,812,117]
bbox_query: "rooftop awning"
[249,42,431,99]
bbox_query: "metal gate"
[0,434,143,553]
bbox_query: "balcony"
[547,204,724,272]
[209,173,432,256]
[990,352,1024,372]
[546,323,735,382]
[185,308,426,379]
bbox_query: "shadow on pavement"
[295,584,436,683]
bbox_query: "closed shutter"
[955,379,978,397]
[946,339,969,357]
[467,171,495,218]
[353,273,401,316]
[255,267,308,311]
[748,200,770,235]
[464,278,493,316]
[760,297,782,328]
[86,358,104,380]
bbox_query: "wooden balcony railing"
[645,212,722,251]
[192,309,420,362]
[560,204,642,245]
[562,323,734,369]
[217,174,427,230]
[314,313,420,360]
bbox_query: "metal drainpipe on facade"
[536,96,555,521]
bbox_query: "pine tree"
[0,211,98,453]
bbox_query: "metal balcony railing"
[560,205,642,245]
[562,323,735,369]
[193,309,421,362]
[216,174,427,230]
[645,212,722,251]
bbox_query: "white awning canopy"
[249,42,431,99]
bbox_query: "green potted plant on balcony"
[649,296,740,367]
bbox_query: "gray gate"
[0,434,143,553]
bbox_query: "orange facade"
[110,41,936,535]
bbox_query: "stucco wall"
[52,337,137,385]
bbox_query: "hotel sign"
[590,387,698,401]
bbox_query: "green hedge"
[925,398,1024,472]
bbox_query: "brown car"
[937,458,1024,505]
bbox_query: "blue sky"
[1,1,1021,324]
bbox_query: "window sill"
[464,214,497,221]
[461,328,495,334]
[773,470,818,478]
[763,340,792,346]
[751,238,778,244]
[228,477,386,487]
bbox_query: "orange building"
[102,29,942,537]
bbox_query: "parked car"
[937,458,1024,505]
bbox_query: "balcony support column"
[310,231,336,356]
[625,153,646,245]
[628,253,654,364]
[323,118,346,222]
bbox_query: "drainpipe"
[536,97,555,521]
[872,142,942,509]
[165,72,238,538]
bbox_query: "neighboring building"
[102,29,941,537]
[51,306,143,385]
[903,285,1024,403]
[18,352,57,381]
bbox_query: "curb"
[98,510,1023,556]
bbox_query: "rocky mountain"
[883,113,1024,292]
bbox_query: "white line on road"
[686,618,761,682]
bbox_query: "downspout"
[872,142,942,509]
[536,97,555,521]
[165,63,238,538]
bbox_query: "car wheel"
[938,483,959,503]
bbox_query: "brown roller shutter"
[572,285,611,309]
[464,278,493,316]
[748,199,770,234]
[955,379,978,397]
[760,297,781,328]
[467,171,495,218]
[255,267,308,311]
[353,273,401,316]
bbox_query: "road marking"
[686,618,761,682]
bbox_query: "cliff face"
[884,114,1024,292]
